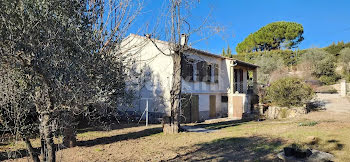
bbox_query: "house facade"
[121,34,258,123]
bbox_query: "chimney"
[145,34,151,39]
[180,34,188,46]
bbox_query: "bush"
[318,75,340,85]
[266,77,314,107]
[299,48,340,85]
[324,41,350,56]
[339,48,350,81]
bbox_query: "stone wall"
[265,106,307,119]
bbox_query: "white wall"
[121,35,173,114]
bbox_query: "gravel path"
[316,93,350,113]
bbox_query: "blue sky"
[131,0,350,54]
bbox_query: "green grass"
[298,121,318,126]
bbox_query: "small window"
[221,96,228,102]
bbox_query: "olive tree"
[299,48,339,85]
[253,54,285,85]
[339,48,350,81]
[0,65,40,161]
[0,0,141,161]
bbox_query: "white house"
[121,34,258,123]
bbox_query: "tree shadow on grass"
[194,118,256,130]
[167,136,285,162]
[77,127,162,147]
[76,122,147,134]
[0,147,42,161]
[0,127,162,160]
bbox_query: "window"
[196,61,219,83]
[221,96,228,102]
[207,64,212,82]
[196,61,207,82]
[214,64,219,83]
[181,58,194,81]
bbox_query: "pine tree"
[222,48,227,57]
[226,45,232,57]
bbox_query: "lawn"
[1,110,350,161]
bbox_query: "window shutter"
[214,64,219,83]
[197,61,207,82]
[181,58,194,81]
[186,60,194,81]
[181,57,186,79]
[207,64,212,82]
[188,63,194,81]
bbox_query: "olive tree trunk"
[62,111,77,148]
[24,137,40,162]
[41,113,55,162]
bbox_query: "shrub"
[318,75,339,85]
[339,48,350,81]
[266,77,314,107]
[299,48,339,85]
[324,41,350,56]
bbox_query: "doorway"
[181,94,199,123]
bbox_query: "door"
[233,96,243,119]
[181,94,191,123]
[191,95,199,122]
[181,94,199,123]
[209,95,216,118]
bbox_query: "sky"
[130,0,350,55]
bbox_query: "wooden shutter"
[196,61,207,82]
[187,61,194,81]
[181,94,191,123]
[214,64,219,83]
[181,57,186,79]
[209,95,216,118]
[181,58,194,81]
[191,95,199,122]
[207,64,212,82]
[197,61,207,82]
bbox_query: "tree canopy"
[236,21,304,53]
[0,0,140,161]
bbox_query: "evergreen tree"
[236,21,304,53]
[222,48,227,57]
[226,45,232,57]
[221,45,233,58]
